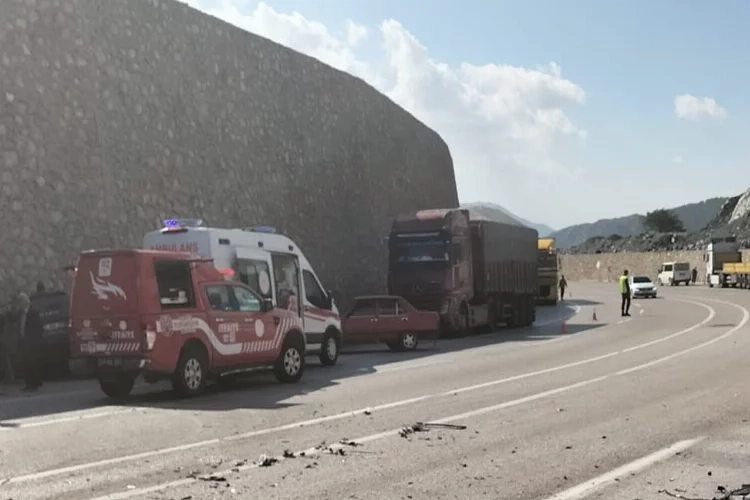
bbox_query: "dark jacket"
[20,306,44,345]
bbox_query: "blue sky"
[193,0,750,229]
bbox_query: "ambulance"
[143,219,342,366]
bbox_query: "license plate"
[97,357,123,367]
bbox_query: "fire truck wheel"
[99,376,135,400]
[318,330,340,366]
[173,343,208,398]
[275,334,306,383]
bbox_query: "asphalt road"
[2,282,750,500]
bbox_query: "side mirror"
[262,298,274,312]
[326,289,335,309]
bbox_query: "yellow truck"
[537,237,558,305]
[721,261,750,289]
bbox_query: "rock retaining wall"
[560,250,750,283]
[0,0,457,305]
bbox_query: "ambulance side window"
[236,259,272,299]
[303,270,327,310]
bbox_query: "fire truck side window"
[154,260,195,310]
[236,259,272,299]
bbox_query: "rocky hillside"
[567,192,750,254]
[552,197,728,248]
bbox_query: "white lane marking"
[541,438,705,500]
[87,298,746,500]
[0,297,722,485]
[534,305,582,327]
[622,299,714,353]
[640,308,644,315]
[0,408,137,430]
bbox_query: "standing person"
[691,267,698,285]
[559,275,568,301]
[619,270,631,317]
[16,292,43,391]
[0,309,16,383]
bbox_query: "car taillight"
[143,323,157,351]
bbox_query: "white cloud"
[671,155,684,164]
[185,1,588,221]
[345,20,368,47]
[674,94,727,121]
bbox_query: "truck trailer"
[386,208,538,335]
[705,237,743,288]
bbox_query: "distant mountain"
[460,202,555,236]
[551,197,728,248]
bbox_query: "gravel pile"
[565,195,750,254]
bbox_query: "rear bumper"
[73,356,149,378]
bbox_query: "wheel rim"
[284,347,302,375]
[402,333,417,349]
[325,337,337,359]
[184,358,203,390]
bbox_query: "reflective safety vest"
[619,275,629,294]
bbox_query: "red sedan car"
[341,295,440,351]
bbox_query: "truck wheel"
[275,334,305,383]
[669,278,675,287]
[318,330,340,366]
[99,376,135,400]
[173,344,209,398]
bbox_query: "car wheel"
[99,375,135,400]
[173,345,209,398]
[275,335,305,383]
[318,331,340,366]
[398,332,419,351]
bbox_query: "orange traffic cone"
[592,309,597,321]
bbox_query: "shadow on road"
[0,301,604,421]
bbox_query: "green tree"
[643,209,686,233]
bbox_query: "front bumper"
[632,289,657,298]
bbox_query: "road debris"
[198,475,227,483]
[258,455,279,467]
[399,422,468,438]
[659,483,750,500]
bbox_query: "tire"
[275,334,305,383]
[99,375,135,400]
[318,330,340,366]
[173,344,209,398]
[396,332,419,351]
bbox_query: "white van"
[143,218,342,365]
[657,261,691,286]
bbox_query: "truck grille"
[401,293,443,313]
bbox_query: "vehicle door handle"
[370,318,378,323]
[274,317,280,326]
[400,317,408,322]
[304,305,312,312]
[215,318,225,323]
[244,318,253,323]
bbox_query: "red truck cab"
[69,249,306,399]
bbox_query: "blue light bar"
[163,218,204,229]
[250,225,277,234]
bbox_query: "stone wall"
[560,250,750,283]
[0,0,457,306]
